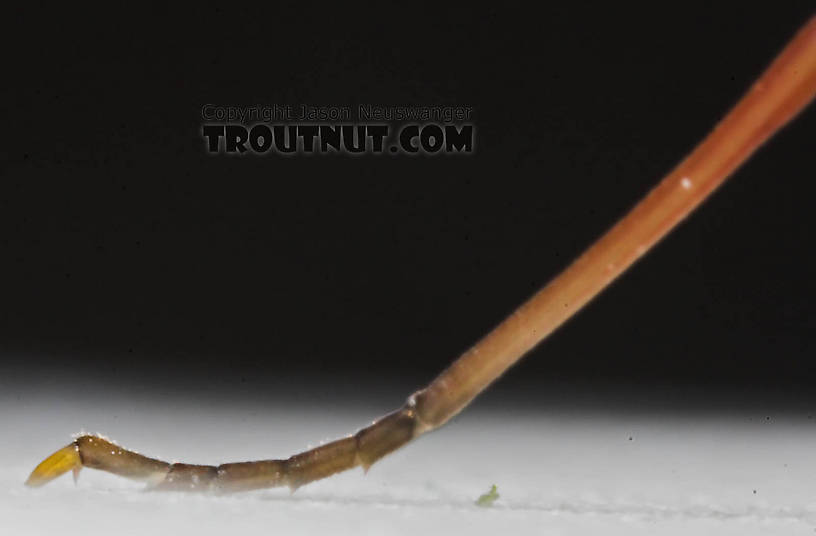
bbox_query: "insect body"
[26,16,816,494]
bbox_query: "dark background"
[3,5,815,400]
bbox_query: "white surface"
[4,381,816,535]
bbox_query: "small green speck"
[475,484,500,507]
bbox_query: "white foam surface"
[4,381,816,535]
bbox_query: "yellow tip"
[26,443,81,488]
